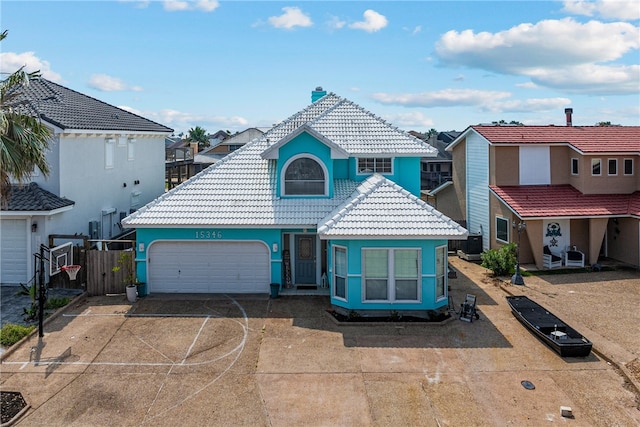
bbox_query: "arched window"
[284,157,325,195]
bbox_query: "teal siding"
[327,239,448,312]
[276,132,334,198]
[135,227,282,295]
[347,157,421,196]
[333,158,349,179]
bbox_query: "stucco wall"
[607,217,640,268]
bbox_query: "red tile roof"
[472,125,640,154]
[490,185,640,218]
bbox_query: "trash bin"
[270,283,280,299]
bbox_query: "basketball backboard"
[49,242,73,276]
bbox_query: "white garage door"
[1,219,28,284]
[148,241,270,293]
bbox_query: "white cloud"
[326,15,346,31]
[480,97,571,114]
[435,18,640,95]
[0,51,62,82]
[88,74,143,92]
[528,63,640,95]
[371,89,571,116]
[562,0,640,21]
[349,10,388,33]
[163,0,219,12]
[268,7,313,30]
[118,106,249,135]
[371,89,512,108]
[117,0,150,9]
[383,111,434,128]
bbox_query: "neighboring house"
[193,128,268,173]
[208,129,230,147]
[123,88,468,317]
[0,78,173,285]
[413,131,459,191]
[436,109,640,270]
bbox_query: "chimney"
[565,108,573,126]
[311,86,327,103]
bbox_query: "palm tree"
[0,30,52,206]
[187,126,209,151]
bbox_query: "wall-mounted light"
[31,222,38,232]
[272,243,278,253]
[123,182,127,187]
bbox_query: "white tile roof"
[317,174,468,239]
[122,93,450,233]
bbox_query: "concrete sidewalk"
[1,259,639,426]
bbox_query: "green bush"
[0,323,36,347]
[45,297,70,310]
[481,243,517,276]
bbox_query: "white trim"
[571,157,579,176]
[280,153,328,197]
[495,216,510,244]
[361,247,422,304]
[332,245,348,302]
[435,245,447,302]
[623,158,634,176]
[356,157,394,176]
[0,205,74,217]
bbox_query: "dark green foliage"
[0,323,35,346]
[481,243,517,276]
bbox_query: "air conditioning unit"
[88,221,101,239]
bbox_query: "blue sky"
[2,1,639,135]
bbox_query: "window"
[127,138,135,161]
[435,246,446,300]
[333,246,347,300]
[591,158,601,176]
[571,158,579,175]
[105,138,115,169]
[284,157,326,195]
[357,158,392,174]
[496,217,509,243]
[363,248,420,302]
[607,159,617,176]
[624,158,633,175]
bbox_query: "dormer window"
[283,156,326,195]
[358,158,392,174]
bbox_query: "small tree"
[481,243,516,277]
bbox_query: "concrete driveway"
[1,258,639,426]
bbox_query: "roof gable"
[318,175,468,239]
[261,125,349,160]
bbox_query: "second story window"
[571,158,579,175]
[358,158,392,174]
[284,156,326,195]
[624,158,633,175]
[608,159,617,176]
[591,158,601,176]
[105,138,115,169]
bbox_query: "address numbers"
[195,230,223,239]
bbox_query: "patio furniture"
[543,245,563,269]
[565,249,585,268]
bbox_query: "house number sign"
[195,230,223,239]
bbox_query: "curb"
[0,292,88,362]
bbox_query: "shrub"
[481,243,516,276]
[0,324,36,347]
[45,297,70,310]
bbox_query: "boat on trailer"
[506,295,592,357]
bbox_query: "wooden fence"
[47,234,135,296]
[85,250,134,296]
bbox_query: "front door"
[295,235,316,284]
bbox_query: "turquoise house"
[122,88,468,317]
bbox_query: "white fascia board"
[261,125,349,160]
[0,205,74,217]
[318,233,468,240]
[445,125,474,152]
[61,129,172,137]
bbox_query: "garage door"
[148,241,270,293]
[1,219,28,284]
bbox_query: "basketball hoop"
[62,265,81,281]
